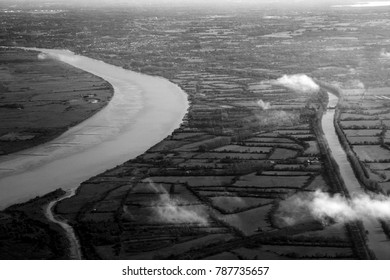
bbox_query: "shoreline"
[321,91,390,259]
[0,189,70,259]
[313,90,373,259]
[0,48,189,209]
[0,46,114,156]
[44,188,82,260]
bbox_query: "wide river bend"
[0,48,189,209]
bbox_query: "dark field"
[1,2,390,259]
[0,48,113,155]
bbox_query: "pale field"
[372,170,390,181]
[233,173,309,188]
[367,162,390,169]
[353,145,390,162]
[213,145,272,153]
[246,137,295,143]
[244,142,303,150]
[347,136,380,144]
[220,204,273,235]
[340,113,378,120]
[269,148,298,160]
[143,176,235,187]
[293,223,349,240]
[340,120,381,128]
[379,182,390,194]
[305,175,331,191]
[195,152,268,160]
[210,196,273,212]
[343,129,382,136]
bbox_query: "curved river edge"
[43,49,188,260]
[0,48,189,209]
[0,48,189,259]
[44,188,82,260]
[0,46,114,156]
[316,86,390,259]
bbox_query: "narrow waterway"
[45,188,82,259]
[0,48,188,209]
[322,92,390,259]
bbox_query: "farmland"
[336,88,390,196]
[0,48,113,155]
[2,2,390,259]
[53,90,363,259]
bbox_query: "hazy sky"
[4,0,390,8]
[3,0,356,6]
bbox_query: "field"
[0,190,68,259]
[337,91,390,194]
[53,116,354,259]
[0,48,113,155]
[353,146,390,162]
[1,2,385,259]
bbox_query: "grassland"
[335,88,390,195]
[0,189,68,259]
[0,48,113,155]
[2,4,390,259]
[52,83,365,259]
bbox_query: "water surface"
[0,48,188,209]
[322,92,390,259]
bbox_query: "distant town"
[1,1,390,260]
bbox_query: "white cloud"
[275,190,390,227]
[270,74,320,94]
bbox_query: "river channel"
[322,92,390,259]
[0,48,188,209]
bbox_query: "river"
[1,48,388,259]
[0,48,189,209]
[322,92,390,259]
[44,188,82,259]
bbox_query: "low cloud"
[37,53,48,60]
[381,49,390,59]
[257,99,271,110]
[271,74,320,94]
[145,179,208,225]
[275,190,390,227]
[36,50,80,64]
[256,110,299,127]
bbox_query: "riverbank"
[0,47,113,156]
[55,87,363,260]
[0,48,189,209]
[321,92,390,259]
[313,93,373,259]
[317,81,382,194]
[45,188,82,260]
[0,189,69,259]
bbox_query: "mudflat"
[0,48,113,155]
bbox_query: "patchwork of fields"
[55,76,360,259]
[4,5,390,259]
[0,48,113,155]
[337,88,390,195]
